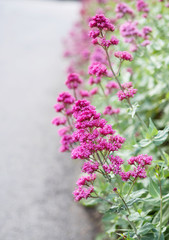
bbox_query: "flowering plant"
[52,0,169,239]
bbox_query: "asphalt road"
[0,1,96,239]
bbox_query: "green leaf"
[130,189,148,199]
[138,223,154,235]
[162,193,169,203]
[128,212,141,221]
[161,151,169,166]
[137,139,152,148]
[141,233,156,240]
[127,198,142,206]
[149,178,160,198]
[109,205,119,213]
[146,118,158,139]
[153,126,169,146]
[128,102,139,118]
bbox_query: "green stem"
[126,178,137,201]
[93,191,113,205]
[159,178,163,239]
[105,47,148,131]
[115,190,141,240]
[126,215,141,240]
[116,191,130,215]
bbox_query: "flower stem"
[115,190,141,240]
[159,177,163,239]
[126,215,141,240]
[104,47,148,131]
[126,178,137,201]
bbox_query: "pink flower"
[71,100,125,159]
[60,134,73,152]
[156,14,162,19]
[88,62,108,77]
[103,106,120,115]
[89,76,101,85]
[128,154,152,167]
[66,73,83,89]
[141,40,151,47]
[90,87,98,95]
[82,161,99,174]
[51,117,66,126]
[105,81,119,95]
[89,14,115,32]
[57,92,75,105]
[117,82,137,101]
[73,185,94,201]
[110,35,119,45]
[114,51,133,61]
[117,89,137,101]
[142,26,152,39]
[54,103,64,112]
[120,21,142,39]
[136,0,149,13]
[115,2,134,19]
[76,174,96,186]
[79,90,90,98]
[89,29,100,39]
[58,127,69,136]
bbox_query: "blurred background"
[0,0,96,239]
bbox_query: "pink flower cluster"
[120,154,152,181]
[114,51,133,61]
[89,14,115,32]
[73,174,96,201]
[120,21,151,51]
[88,14,119,49]
[82,161,99,174]
[71,100,125,160]
[120,21,142,40]
[103,106,120,115]
[52,91,75,152]
[136,0,149,13]
[115,2,134,19]
[103,155,124,174]
[65,73,83,89]
[105,81,119,95]
[117,82,137,101]
[99,36,119,48]
[88,62,108,77]
[51,117,66,126]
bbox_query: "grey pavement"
[0,1,96,239]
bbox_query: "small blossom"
[90,87,98,95]
[141,40,151,47]
[117,89,137,101]
[51,117,66,126]
[114,51,133,61]
[88,62,108,77]
[136,0,149,13]
[115,2,134,19]
[89,29,100,39]
[66,73,83,89]
[73,185,94,201]
[79,90,90,98]
[128,154,152,167]
[103,106,120,115]
[57,92,75,105]
[82,161,99,174]
[60,134,73,152]
[54,103,64,112]
[110,35,119,45]
[89,14,115,32]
